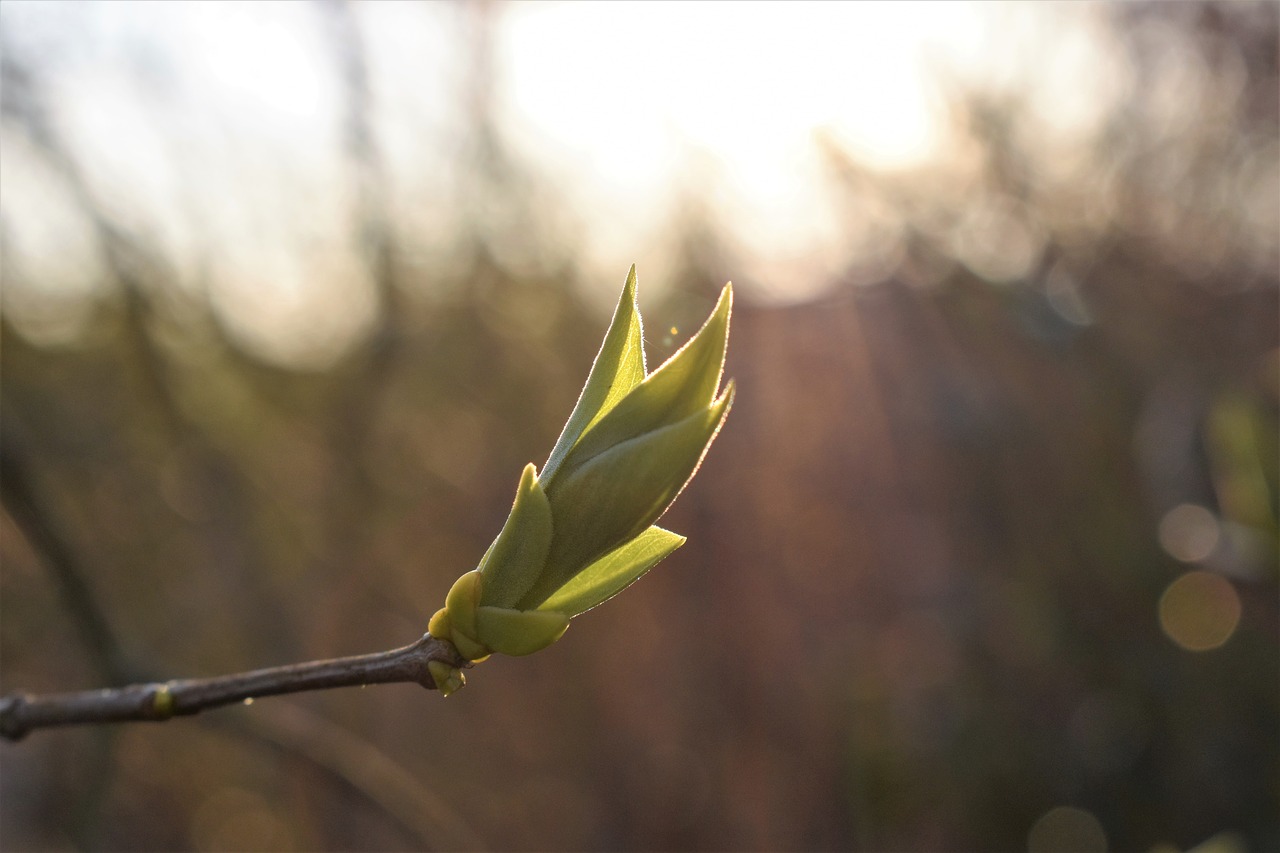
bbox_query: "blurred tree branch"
[216,699,486,850]
[0,430,136,686]
[2,37,302,657]
[0,633,464,742]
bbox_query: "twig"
[0,634,463,742]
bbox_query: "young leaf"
[477,464,553,608]
[538,526,686,617]
[556,283,730,478]
[474,607,571,656]
[523,384,734,608]
[541,266,647,484]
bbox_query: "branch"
[0,634,463,742]
[0,428,137,686]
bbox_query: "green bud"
[428,661,466,697]
[427,607,451,639]
[152,684,175,719]
[431,570,490,660]
[444,570,482,639]
[428,267,733,677]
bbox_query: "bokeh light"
[1158,503,1222,563]
[1027,806,1108,853]
[1159,570,1243,652]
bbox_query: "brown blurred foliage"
[1,2,1277,851]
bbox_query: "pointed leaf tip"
[538,526,687,616]
[555,283,730,474]
[542,268,648,483]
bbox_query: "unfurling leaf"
[537,526,686,617]
[541,265,647,484]
[428,267,734,688]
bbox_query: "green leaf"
[541,265,647,484]
[474,606,571,656]
[556,283,730,480]
[521,383,734,608]
[477,464,554,608]
[538,526,686,617]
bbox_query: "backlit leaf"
[541,266,647,484]
[523,383,734,608]
[539,526,686,617]
[557,283,730,478]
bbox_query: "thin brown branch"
[0,634,462,742]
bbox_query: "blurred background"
[1,1,1276,850]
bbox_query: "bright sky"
[0,1,1122,367]
[497,1,986,301]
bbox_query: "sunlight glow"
[0,1,1130,361]
[498,1,982,296]
[501,2,964,173]
[181,1,331,126]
